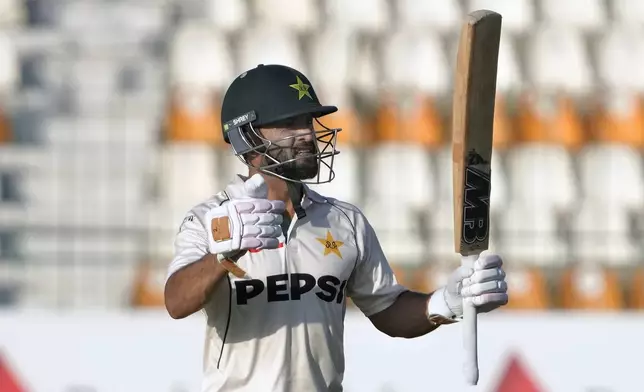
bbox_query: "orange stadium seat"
[374,97,399,142]
[517,93,585,149]
[374,95,443,147]
[504,268,549,310]
[165,88,226,146]
[317,106,366,146]
[560,265,624,310]
[629,268,644,309]
[403,96,444,147]
[130,262,165,308]
[492,96,514,150]
[416,262,454,295]
[0,107,10,143]
[390,264,424,293]
[589,94,644,148]
[168,24,235,147]
[0,32,17,142]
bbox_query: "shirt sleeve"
[166,211,210,281]
[346,211,407,317]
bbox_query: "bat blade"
[451,9,502,386]
[453,9,501,256]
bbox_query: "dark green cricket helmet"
[220,64,341,184]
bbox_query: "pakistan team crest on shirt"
[316,230,344,259]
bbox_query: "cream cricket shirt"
[167,175,406,392]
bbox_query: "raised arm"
[346,210,508,339]
[165,253,229,319]
[164,174,285,319]
[369,254,509,339]
[164,210,230,319]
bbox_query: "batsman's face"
[258,115,319,180]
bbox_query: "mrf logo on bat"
[462,149,490,247]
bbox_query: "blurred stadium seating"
[0,0,643,313]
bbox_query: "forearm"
[164,254,228,319]
[369,291,439,339]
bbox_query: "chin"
[297,158,320,177]
[268,156,320,181]
[285,161,318,181]
[291,166,319,181]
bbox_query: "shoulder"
[178,191,230,232]
[324,197,363,220]
[315,194,371,234]
[306,185,360,215]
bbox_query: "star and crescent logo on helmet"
[223,75,312,135]
[289,75,313,100]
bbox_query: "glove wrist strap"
[426,287,459,327]
[216,253,247,279]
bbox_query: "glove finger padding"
[255,237,280,250]
[447,266,473,296]
[206,198,284,255]
[265,200,286,214]
[239,237,280,250]
[451,265,474,283]
[234,200,285,215]
[436,254,509,319]
[462,267,505,286]
[462,280,508,297]
[474,253,503,270]
[471,293,508,309]
[242,225,282,239]
[240,212,283,226]
[239,237,262,250]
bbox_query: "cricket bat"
[452,9,502,386]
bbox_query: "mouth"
[295,150,315,157]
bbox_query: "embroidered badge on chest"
[316,230,344,259]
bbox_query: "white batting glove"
[427,253,508,320]
[205,174,285,257]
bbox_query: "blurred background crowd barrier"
[1,0,644,311]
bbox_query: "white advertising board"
[0,310,642,392]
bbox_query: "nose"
[294,127,315,143]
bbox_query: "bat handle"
[461,254,480,385]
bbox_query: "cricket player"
[164,64,508,392]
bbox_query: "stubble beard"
[262,141,320,181]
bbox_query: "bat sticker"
[462,150,491,246]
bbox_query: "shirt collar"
[301,184,326,208]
